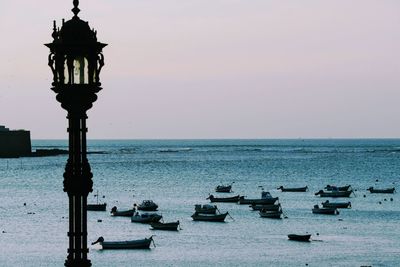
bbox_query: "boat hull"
[288,234,311,242]
[150,221,179,231]
[250,204,281,211]
[195,205,217,214]
[191,212,228,222]
[321,201,351,209]
[111,210,135,217]
[87,203,107,211]
[259,210,282,219]
[368,188,395,194]
[316,191,352,198]
[101,239,152,249]
[239,198,278,205]
[215,185,232,193]
[325,185,351,191]
[278,187,308,192]
[208,195,242,203]
[131,214,163,224]
[312,208,338,215]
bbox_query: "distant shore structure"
[0,125,31,158]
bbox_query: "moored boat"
[110,206,135,217]
[288,234,311,242]
[239,191,278,205]
[191,212,228,222]
[92,236,154,249]
[207,195,242,203]
[259,209,282,219]
[88,203,107,211]
[215,182,234,193]
[195,204,217,214]
[250,203,281,211]
[137,200,158,211]
[325,185,352,191]
[88,190,107,211]
[277,186,308,192]
[312,205,339,215]
[367,187,395,194]
[131,212,163,224]
[321,200,351,209]
[150,221,180,231]
[315,190,352,198]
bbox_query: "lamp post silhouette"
[45,1,106,266]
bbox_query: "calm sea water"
[0,139,399,266]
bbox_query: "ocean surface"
[0,139,399,266]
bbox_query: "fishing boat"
[150,221,180,231]
[315,190,352,198]
[312,205,339,215]
[110,206,135,217]
[88,190,107,211]
[277,186,308,192]
[239,191,279,205]
[207,195,242,203]
[259,209,282,219]
[288,234,311,242]
[325,185,352,191]
[367,187,395,194]
[131,212,163,224]
[250,203,281,211]
[137,200,158,211]
[195,204,217,214]
[215,182,234,193]
[191,212,229,222]
[91,236,154,249]
[321,200,351,209]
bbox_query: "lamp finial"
[72,0,80,17]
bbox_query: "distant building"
[0,125,31,158]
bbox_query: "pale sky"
[0,0,399,139]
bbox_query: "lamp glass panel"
[63,59,69,84]
[73,57,89,84]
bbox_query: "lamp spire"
[72,0,80,17]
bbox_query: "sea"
[0,139,399,267]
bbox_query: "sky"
[0,0,399,139]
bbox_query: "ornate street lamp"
[45,1,106,266]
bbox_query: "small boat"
[312,205,339,215]
[250,203,281,211]
[288,234,311,242]
[110,206,135,217]
[137,200,158,211]
[215,182,234,193]
[239,191,279,205]
[367,187,395,194]
[321,200,351,209]
[131,212,163,224]
[325,185,352,191]
[259,209,282,219]
[277,186,308,192]
[88,203,107,211]
[207,195,242,203]
[91,236,154,249]
[195,204,217,214]
[88,190,107,211]
[150,221,180,231]
[315,190,352,198]
[191,212,228,222]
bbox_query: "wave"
[158,148,192,153]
